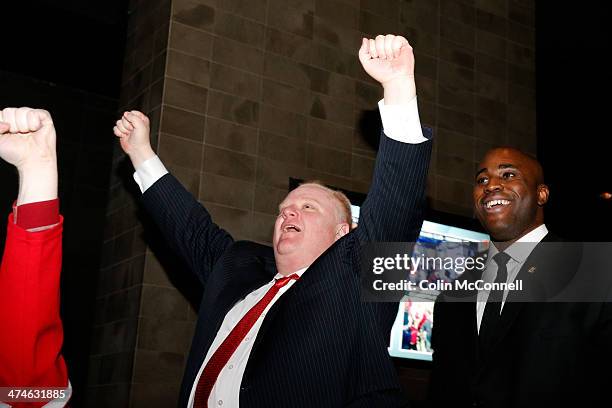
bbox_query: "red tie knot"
[274,274,299,288]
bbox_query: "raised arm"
[113,111,233,286]
[0,108,69,407]
[356,35,432,244]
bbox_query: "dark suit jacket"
[429,233,612,408]
[141,132,432,407]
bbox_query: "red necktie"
[193,274,299,407]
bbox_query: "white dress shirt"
[132,96,426,407]
[476,224,549,332]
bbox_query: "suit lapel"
[199,249,277,368]
[487,236,554,348]
[492,279,531,346]
[466,299,481,364]
[244,243,340,374]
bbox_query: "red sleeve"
[0,214,68,408]
[12,199,60,230]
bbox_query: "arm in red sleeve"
[0,213,69,408]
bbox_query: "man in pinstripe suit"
[114,34,432,407]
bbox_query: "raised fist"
[0,107,57,170]
[358,34,415,87]
[113,111,155,168]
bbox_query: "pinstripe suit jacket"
[141,131,432,407]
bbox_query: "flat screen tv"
[288,178,489,362]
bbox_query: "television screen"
[351,205,490,362]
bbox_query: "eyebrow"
[475,163,518,177]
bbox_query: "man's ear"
[335,223,350,240]
[537,184,550,206]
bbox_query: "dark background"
[1,0,611,406]
[536,1,612,241]
[2,0,127,98]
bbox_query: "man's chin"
[485,223,518,242]
[478,213,510,234]
[275,239,300,256]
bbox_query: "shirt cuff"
[12,198,60,230]
[133,155,169,193]
[378,97,429,144]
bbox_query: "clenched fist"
[113,110,155,168]
[0,107,58,204]
[0,107,56,170]
[358,34,416,104]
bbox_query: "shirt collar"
[488,224,548,264]
[274,266,308,280]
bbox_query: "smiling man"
[473,147,548,248]
[113,34,432,407]
[428,147,612,408]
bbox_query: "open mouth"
[483,199,511,210]
[282,224,302,233]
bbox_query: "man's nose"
[484,177,503,193]
[281,207,298,218]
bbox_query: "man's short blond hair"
[299,180,353,230]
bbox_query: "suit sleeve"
[140,174,234,287]
[0,215,69,408]
[346,130,432,406]
[352,130,432,330]
[356,129,432,245]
